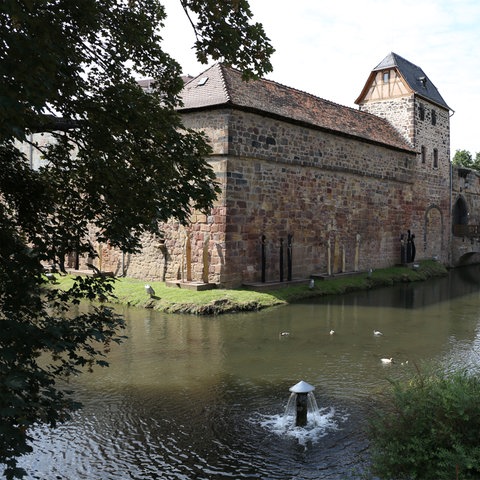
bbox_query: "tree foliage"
[452,149,473,168]
[181,0,274,79]
[0,1,273,477]
[452,149,480,171]
[368,369,480,480]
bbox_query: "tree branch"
[179,0,200,42]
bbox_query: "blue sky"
[163,0,480,158]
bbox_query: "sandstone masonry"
[80,53,463,288]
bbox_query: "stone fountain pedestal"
[289,381,315,427]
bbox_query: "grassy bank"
[52,260,448,315]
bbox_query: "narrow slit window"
[433,148,438,168]
[421,146,426,164]
[431,109,437,125]
[419,103,425,121]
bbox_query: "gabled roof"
[179,63,414,153]
[359,52,451,111]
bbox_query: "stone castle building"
[94,52,452,288]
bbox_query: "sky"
[162,0,480,158]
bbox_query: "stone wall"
[132,108,423,287]
[87,156,229,285]
[217,110,415,285]
[412,97,451,263]
[16,132,57,170]
[222,155,413,285]
[227,109,414,182]
[360,95,451,264]
[359,96,415,148]
[83,103,452,288]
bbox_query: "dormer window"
[383,71,390,83]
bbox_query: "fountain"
[284,380,321,427]
[257,380,340,446]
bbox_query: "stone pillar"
[327,238,331,276]
[202,234,210,284]
[354,233,360,271]
[261,235,266,283]
[333,237,340,273]
[186,234,192,282]
[287,234,293,281]
[279,238,284,282]
[295,393,308,427]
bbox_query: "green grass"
[49,259,448,315]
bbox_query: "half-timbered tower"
[356,52,452,263]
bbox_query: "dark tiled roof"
[179,63,414,152]
[30,114,77,132]
[373,52,450,110]
[179,68,230,108]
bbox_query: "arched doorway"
[452,196,469,236]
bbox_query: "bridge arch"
[456,251,480,266]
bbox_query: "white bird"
[280,331,290,337]
[381,358,393,364]
[373,330,383,336]
[145,284,155,297]
[329,329,335,335]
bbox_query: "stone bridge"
[451,167,480,266]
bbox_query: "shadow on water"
[311,265,480,309]
[14,265,480,479]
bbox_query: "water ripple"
[15,272,480,479]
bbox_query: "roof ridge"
[371,52,450,111]
[179,62,230,108]
[217,63,231,103]
[391,52,416,68]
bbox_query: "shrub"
[368,368,480,479]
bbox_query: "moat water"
[18,266,480,479]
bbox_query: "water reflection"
[317,264,480,309]
[17,266,480,479]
